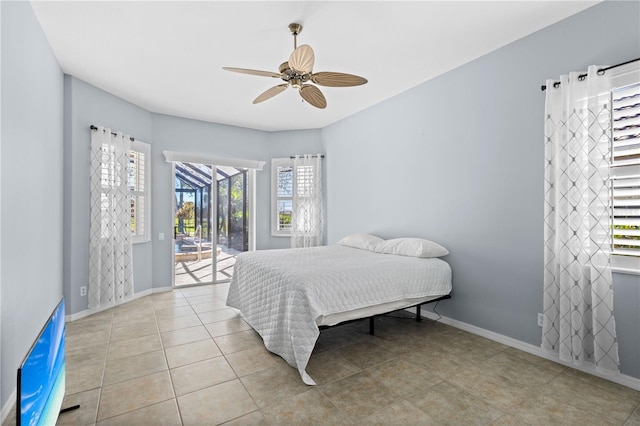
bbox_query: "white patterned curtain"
[291,155,323,248]
[543,66,619,373]
[89,126,134,309]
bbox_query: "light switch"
[159,233,165,241]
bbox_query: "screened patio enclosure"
[174,161,249,286]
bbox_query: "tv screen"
[17,298,66,426]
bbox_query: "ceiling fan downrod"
[289,23,302,50]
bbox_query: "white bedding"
[225,245,452,385]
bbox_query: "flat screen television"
[17,298,66,426]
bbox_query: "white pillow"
[374,238,449,258]
[337,233,384,251]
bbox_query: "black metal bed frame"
[318,293,451,336]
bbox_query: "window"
[271,157,323,238]
[271,158,293,236]
[611,81,640,272]
[129,140,151,243]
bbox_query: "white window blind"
[272,158,293,235]
[295,165,315,197]
[98,143,122,240]
[129,141,151,243]
[611,82,640,258]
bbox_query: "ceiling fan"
[223,23,368,109]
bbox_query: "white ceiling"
[30,1,599,132]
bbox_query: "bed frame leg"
[369,317,375,335]
[416,305,422,322]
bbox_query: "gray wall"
[322,0,640,379]
[64,76,153,315]
[63,79,324,313]
[1,1,64,411]
[150,114,271,287]
[614,273,640,380]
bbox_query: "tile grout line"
[177,286,250,425]
[96,300,172,424]
[60,287,242,426]
[164,288,185,426]
[94,307,114,424]
[624,399,640,424]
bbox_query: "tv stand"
[60,405,80,414]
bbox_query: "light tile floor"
[4,283,640,425]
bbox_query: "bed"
[226,239,452,385]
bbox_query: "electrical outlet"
[80,286,87,297]
[537,313,544,327]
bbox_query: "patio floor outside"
[174,245,241,287]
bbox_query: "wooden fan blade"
[289,45,315,73]
[223,67,282,78]
[311,71,368,87]
[253,84,288,104]
[299,84,326,109]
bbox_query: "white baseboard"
[66,286,173,322]
[1,388,16,424]
[416,309,640,391]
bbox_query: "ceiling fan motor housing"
[288,23,302,35]
[279,62,311,86]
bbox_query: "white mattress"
[226,245,452,385]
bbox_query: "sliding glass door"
[173,162,252,287]
[215,166,249,281]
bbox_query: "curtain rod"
[540,57,640,91]
[90,125,135,141]
[289,155,325,159]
